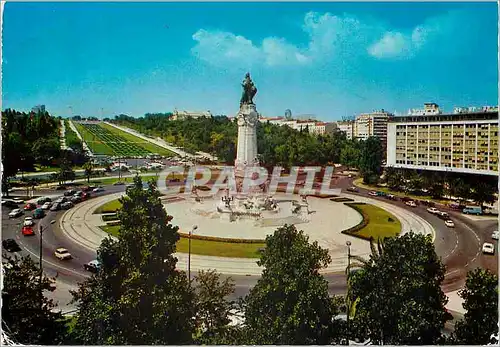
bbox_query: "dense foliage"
[349,233,450,345]
[2,109,61,177]
[242,225,345,344]
[70,176,196,344]
[452,268,498,345]
[112,114,379,169]
[2,256,68,345]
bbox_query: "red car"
[23,203,37,211]
[22,226,35,236]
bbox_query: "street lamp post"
[188,225,198,284]
[346,240,352,345]
[39,225,44,296]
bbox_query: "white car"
[23,217,35,227]
[54,248,72,260]
[405,201,417,207]
[444,220,455,228]
[427,207,440,214]
[8,209,23,218]
[482,243,495,255]
[438,211,449,218]
[41,202,52,210]
[368,191,378,196]
[92,187,104,193]
[492,231,499,240]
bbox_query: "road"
[2,174,494,330]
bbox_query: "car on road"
[36,197,52,205]
[8,209,23,218]
[438,211,449,219]
[2,200,20,208]
[81,192,91,200]
[71,196,82,203]
[2,239,21,252]
[54,248,72,260]
[368,191,378,196]
[83,260,101,273]
[444,220,455,228]
[50,203,62,211]
[22,225,35,236]
[346,187,358,192]
[41,202,52,210]
[64,189,77,196]
[492,231,499,240]
[33,208,45,219]
[427,207,440,214]
[61,201,74,210]
[92,187,104,193]
[54,197,67,204]
[23,203,37,211]
[405,200,417,207]
[463,206,482,215]
[113,181,125,186]
[23,217,35,226]
[385,194,397,200]
[482,242,495,255]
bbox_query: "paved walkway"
[68,120,93,156]
[60,119,67,150]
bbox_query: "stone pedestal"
[234,103,261,194]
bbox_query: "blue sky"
[2,2,498,120]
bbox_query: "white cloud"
[192,10,459,66]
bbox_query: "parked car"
[50,203,62,212]
[93,187,104,193]
[346,187,358,192]
[492,231,499,240]
[61,202,74,210]
[64,189,77,197]
[54,248,72,260]
[405,201,417,207]
[463,206,482,215]
[23,217,35,226]
[41,202,52,210]
[427,207,440,214]
[33,208,45,219]
[22,225,35,236]
[2,239,21,252]
[8,209,23,218]
[368,191,378,196]
[482,242,495,255]
[444,220,455,228]
[23,203,37,211]
[36,197,52,205]
[83,260,101,273]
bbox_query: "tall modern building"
[337,120,354,139]
[386,107,499,176]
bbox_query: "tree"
[451,268,498,345]
[33,138,61,166]
[83,160,94,183]
[57,154,76,185]
[384,167,405,191]
[243,225,344,345]
[193,270,237,344]
[70,176,196,344]
[349,233,450,345]
[2,256,68,345]
[359,137,383,184]
[470,179,496,207]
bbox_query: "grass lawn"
[353,178,451,205]
[100,123,175,157]
[100,225,264,258]
[73,122,115,155]
[92,174,157,186]
[94,199,123,214]
[344,203,401,240]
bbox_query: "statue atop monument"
[240,73,257,106]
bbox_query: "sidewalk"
[445,290,465,314]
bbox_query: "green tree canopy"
[452,268,498,345]
[243,225,344,345]
[350,233,450,345]
[70,175,196,344]
[2,256,68,345]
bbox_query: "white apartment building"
[386,110,498,176]
[337,121,354,139]
[170,109,212,121]
[408,103,442,116]
[354,110,393,148]
[259,117,337,136]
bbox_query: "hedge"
[330,197,355,203]
[340,202,371,241]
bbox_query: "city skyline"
[2,2,498,120]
